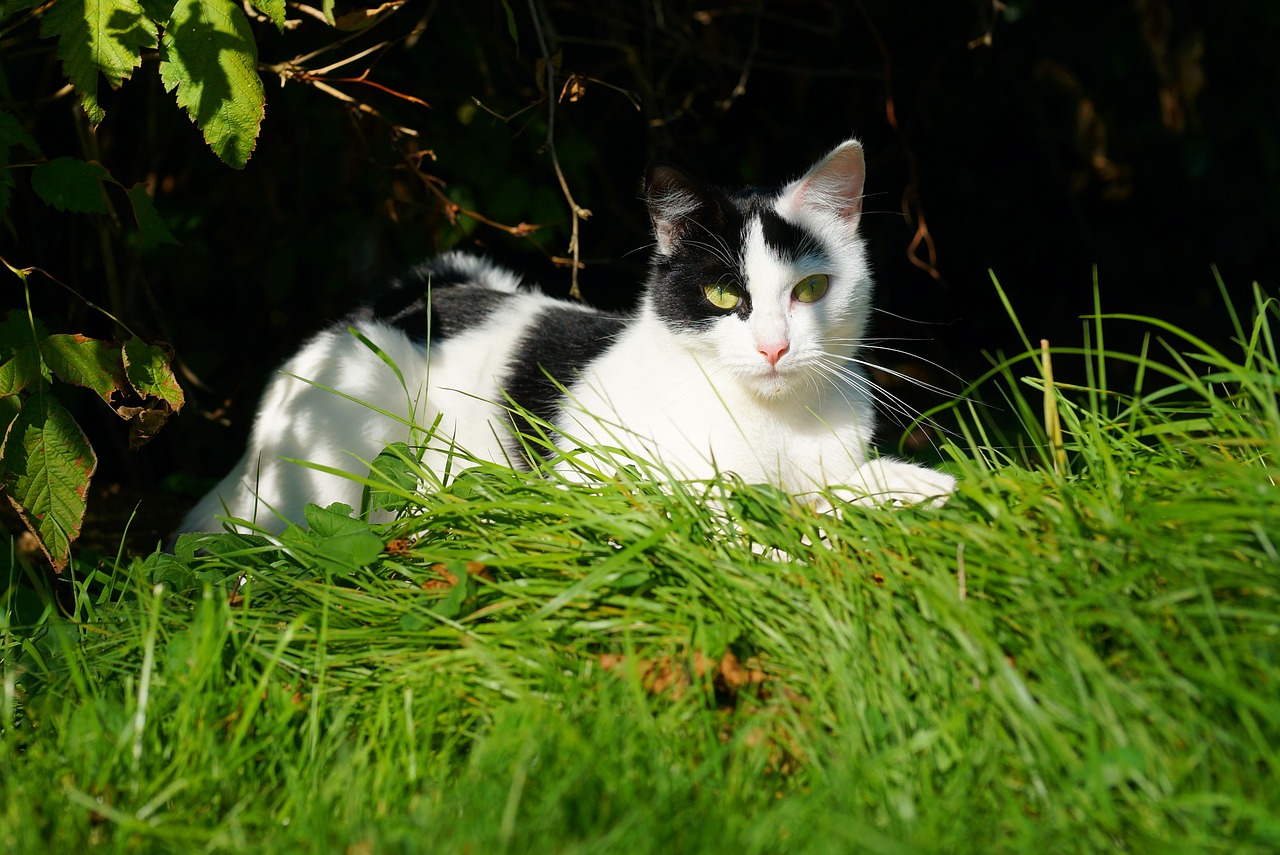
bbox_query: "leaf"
[159,0,266,168]
[120,337,184,447]
[38,0,159,127]
[0,346,42,397]
[125,184,179,249]
[300,502,384,570]
[303,502,365,538]
[0,393,97,571]
[122,337,184,409]
[367,441,418,513]
[247,0,285,29]
[30,158,111,213]
[39,333,127,403]
[499,0,519,51]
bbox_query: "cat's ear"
[778,139,865,230]
[645,164,710,256]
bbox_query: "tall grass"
[2,279,1278,853]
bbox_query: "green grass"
[3,280,1279,853]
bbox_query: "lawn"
[3,281,1278,853]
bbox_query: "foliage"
[2,286,1278,850]
[0,284,184,568]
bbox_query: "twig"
[968,0,1007,49]
[956,542,967,601]
[405,159,542,239]
[0,255,142,340]
[525,0,591,300]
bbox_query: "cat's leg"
[825,458,956,509]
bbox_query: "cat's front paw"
[831,459,956,509]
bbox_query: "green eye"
[703,283,742,310]
[793,274,830,303]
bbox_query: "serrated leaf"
[159,0,266,168]
[119,336,183,446]
[303,502,369,538]
[39,333,127,403]
[247,0,285,29]
[0,393,97,571]
[38,0,159,127]
[125,184,179,249]
[299,502,384,570]
[30,157,111,213]
[122,337,183,408]
[0,345,42,397]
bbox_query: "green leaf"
[247,0,284,29]
[303,502,367,538]
[30,158,111,213]
[0,392,97,570]
[499,0,519,52]
[122,337,183,409]
[39,333,127,403]
[0,345,42,397]
[125,184,179,249]
[38,0,159,127]
[119,337,184,447]
[159,0,266,168]
[300,502,384,570]
[367,441,418,513]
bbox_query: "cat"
[177,139,956,535]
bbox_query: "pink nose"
[758,342,789,366]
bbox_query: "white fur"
[179,142,955,535]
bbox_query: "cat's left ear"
[777,139,865,231]
[645,164,712,256]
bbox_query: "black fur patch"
[501,306,627,465]
[358,258,514,344]
[646,185,823,333]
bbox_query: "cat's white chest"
[557,323,875,493]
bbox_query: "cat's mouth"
[745,359,807,397]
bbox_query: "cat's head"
[643,140,873,400]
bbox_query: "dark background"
[4,0,1278,549]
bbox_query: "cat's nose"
[758,342,789,366]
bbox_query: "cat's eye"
[703,283,742,310]
[793,274,830,303]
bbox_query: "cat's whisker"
[819,338,968,389]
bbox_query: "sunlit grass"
[3,279,1278,853]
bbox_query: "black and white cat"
[178,140,955,534]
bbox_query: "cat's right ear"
[645,164,708,256]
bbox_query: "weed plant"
[2,280,1278,853]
